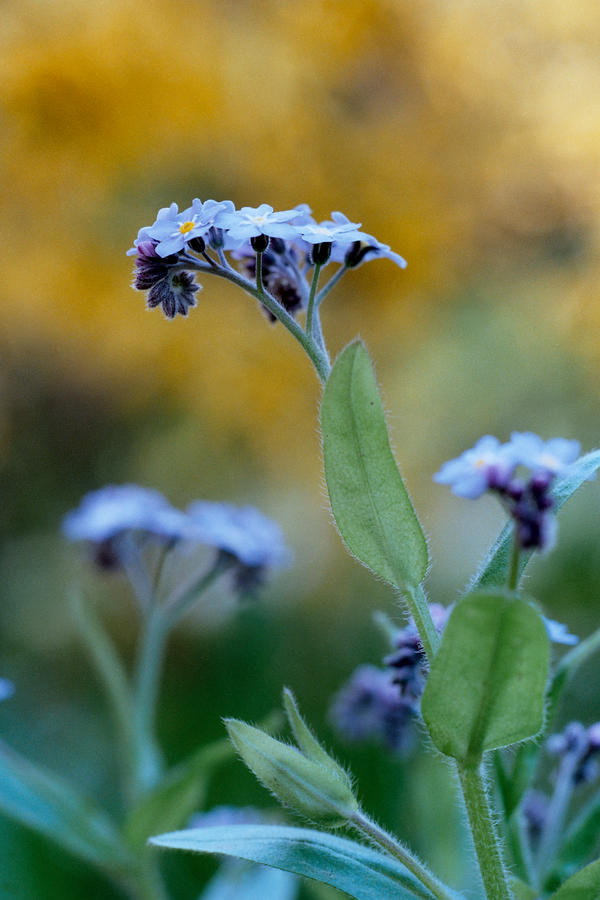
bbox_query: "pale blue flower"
[508,432,581,476]
[63,485,188,543]
[543,617,578,646]
[186,501,292,569]
[146,200,235,258]
[295,211,367,246]
[433,436,517,499]
[218,204,299,242]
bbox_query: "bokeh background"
[1,0,600,896]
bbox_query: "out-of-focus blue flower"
[433,435,517,499]
[63,485,189,544]
[218,204,299,242]
[329,665,415,752]
[188,806,269,830]
[295,211,367,246]
[186,501,292,570]
[0,678,14,701]
[543,617,578,646]
[509,432,581,476]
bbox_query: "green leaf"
[547,858,600,900]
[510,878,538,900]
[551,789,600,884]
[282,689,336,770]
[321,340,428,590]
[421,590,549,764]
[474,449,600,589]
[124,736,234,848]
[0,739,132,874]
[150,823,444,900]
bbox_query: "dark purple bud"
[530,471,554,496]
[344,241,372,268]
[147,271,199,319]
[188,236,206,253]
[311,242,332,266]
[251,234,270,253]
[504,478,525,500]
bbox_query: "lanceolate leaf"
[151,824,448,900]
[547,857,600,900]
[321,341,428,590]
[421,590,549,764]
[474,449,600,589]
[0,740,132,873]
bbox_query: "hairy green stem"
[350,810,458,900]
[404,582,440,663]
[458,764,512,900]
[316,264,348,307]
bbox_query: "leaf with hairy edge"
[321,341,428,590]
[0,740,132,873]
[474,449,600,589]
[150,824,452,900]
[421,590,549,764]
[547,858,600,900]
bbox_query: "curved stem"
[350,810,458,900]
[185,258,331,381]
[457,764,512,900]
[534,753,578,887]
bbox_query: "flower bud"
[224,699,357,826]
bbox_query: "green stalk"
[457,764,512,900]
[305,263,322,340]
[132,606,168,796]
[350,810,458,900]
[70,592,137,800]
[404,582,440,662]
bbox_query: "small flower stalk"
[225,689,358,826]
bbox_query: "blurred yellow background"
[1,2,600,894]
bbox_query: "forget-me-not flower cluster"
[63,485,291,590]
[129,199,406,320]
[434,431,582,552]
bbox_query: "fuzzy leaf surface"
[151,824,445,900]
[0,740,132,873]
[548,858,600,900]
[321,341,428,590]
[421,590,549,763]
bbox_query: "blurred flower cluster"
[64,484,291,596]
[434,432,582,551]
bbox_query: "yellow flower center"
[179,221,196,235]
